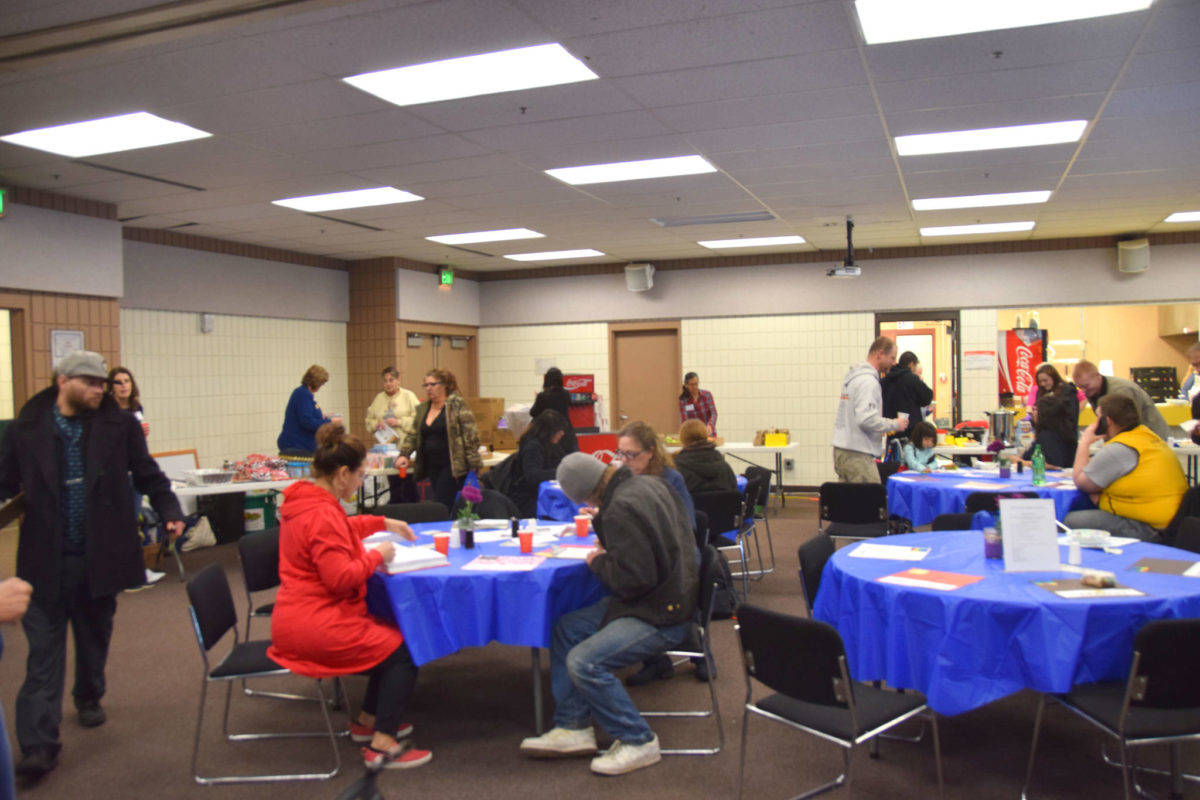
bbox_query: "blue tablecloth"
[813,530,1200,716]
[366,522,607,667]
[537,475,748,522]
[886,468,1088,527]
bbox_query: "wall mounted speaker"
[1117,238,1149,273]
[625,263,655,292]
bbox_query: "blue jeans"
[1064,508,1159,541]
[550,598,688,744]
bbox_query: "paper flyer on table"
[1000,498,1060,572]
[954,480,1011,490]
[1127,557,1200,577]
[848,543,930,561]
[460,555,546,572]
[1035,579,1145,599]
[537,545,595,560]
[380,545,449,574]
[877,568,983,591]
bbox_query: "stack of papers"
[460,555,545,572]
[537,545,595,560]
[381,545,449,574]
[847,543,930,561]
[1036,579,1144,599]
[878,568,983,591]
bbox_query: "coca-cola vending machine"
[562,373,596,430]
[997,328,1048,400]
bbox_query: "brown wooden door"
[405,332,476,397]
[437,335,475,396]
[405,333,437,395]
[611,325,681,435]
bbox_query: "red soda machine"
[997,328,1048,401]
[563,374,618,456]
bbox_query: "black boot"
[625,654,674,686]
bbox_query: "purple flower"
[986,439,1005,453]
[460,484,483,504]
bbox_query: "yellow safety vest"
[1099,425,1187,529]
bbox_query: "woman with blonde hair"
[396,368,483,511]
[278,364,339,456]
[672,419,736,495]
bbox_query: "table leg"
[531,647,544,734]
[774,451,785,510]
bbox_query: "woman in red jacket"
[268,422,431,770]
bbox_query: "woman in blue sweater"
[277,365,339,455]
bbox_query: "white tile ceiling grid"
[0,0,1198,269]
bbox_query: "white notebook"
[381,545,449,574]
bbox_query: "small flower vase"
[998,456,1011,479]
[458,518,475,549]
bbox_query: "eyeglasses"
[614,449,645,461]
[421,381,442,388]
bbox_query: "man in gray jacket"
[832,336,909,483]
[520,452,697,777]
[1072,360,1170,441]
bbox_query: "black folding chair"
[743,466,777,573]
[964,490,1039,514]
[1173,516,1200,554]
[735,604,943,800]
[236,530,312,703]
[693,490,749,599]
[818,482,889,544]
[185,564,342,785]
[374,501,450,524]
[931,513,975,531]
[1022,618,1200,800]
[451,488,520,520]
[797,533,834,616]
[736,472,773,581]
[640,544,725,756]
[693,508,711,551]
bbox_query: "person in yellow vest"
[1066,393,1187,541]
[365,366,420,503]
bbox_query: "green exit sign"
[439,267,454,286]
[0,187,6,217]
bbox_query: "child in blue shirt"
[901,421,939,471]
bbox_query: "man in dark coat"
[882,351,935,430]
[0,352,183,780]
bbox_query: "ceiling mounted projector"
[826,216,862,278]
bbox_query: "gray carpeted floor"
[0,496,1193,799]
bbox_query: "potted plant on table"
[455,470,483,548]
[986,438,1012,478]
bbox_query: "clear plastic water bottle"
[1031,444,1046,486]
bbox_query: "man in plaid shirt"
[678,372,717,436]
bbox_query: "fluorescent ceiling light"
[896,121,1087,156]
[1164,211,1200,223]
[921,221,1036,236]
[546,155,717,185]
[1,111,211,157]
[272,187,423,212]
[854,0,1153,44]
[426,228,544,245]
[343,43,597,106]
[698,235,806,249]
[912,190,1052,210]
[503,249,605,261]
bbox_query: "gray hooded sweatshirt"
[832,361,898,457]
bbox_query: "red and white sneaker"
[348,721,413,743]
[362,744,432,770]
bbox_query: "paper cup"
[519,530,533,554]
[433,533,450,556]
[574,515,590,537]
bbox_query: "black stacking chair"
[640,545,725,756]
[693,490,749,599]
[964,490,1039,514]
[931,513,975,531]
[693,508,711,551]
[1174,516,1200,555]
[797,533,835,616]
[451,488,519,520]
[1021,618,1200,800]
[185,564,341,785]
[735,604,943,799]
[818,482,889,544]
[736,472,773,581]
[742,466,777,573]
[374,501,451,524]
[237,530,279,639]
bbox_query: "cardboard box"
[493,428,516,451]
[465,396,505,431]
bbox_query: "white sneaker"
[590,735,661,776]
[144,569,165,584]
[519,726,598,758]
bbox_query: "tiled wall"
[0,310,12,419]
[959,309,1000,421]
[683,313,877,485]
[478,323,611,427]
[120,309,348,467]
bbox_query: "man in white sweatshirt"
[832,337,909,483]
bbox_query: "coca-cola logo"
[564,377,590,391]
[1014,345,1034,393]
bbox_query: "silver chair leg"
[1101,742,1200,788]
[737,706,751,800]
[931,712,944,800]
[1020,694,1047,800]
[643,645,723,756]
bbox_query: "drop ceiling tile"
[613,49,867,108]
[84,136,281,176]
[1104,81,1200,117]
[247,108,445,153]
[1118,48,1200,91]
[459,111,675,151]
[874,59,1123,112]
[160,80,385,135]
[408,81,642,132]
[305,134,494,172]
[685,114,886,154]
[514,134,700,170]
[903,162,1068,195]
[714,139,894,171]
[0,160,115,189]
[727,157,898,185]
[895,143,1081,173]
[883,95,1105,137]
[513,0,812,37]
[1137,0,1200,53]
[1091,108,1200,138]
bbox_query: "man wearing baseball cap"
[519,451,697,776]
[0,351,184,780]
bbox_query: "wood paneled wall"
[347,258,399,438]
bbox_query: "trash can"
[198,493,245,544]
[244,490,278,533]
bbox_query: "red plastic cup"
[398,463,407,479]
[574,515,590,537]
[433,533,450,556]
[519,530,533,554]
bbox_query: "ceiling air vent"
[649,210,774,227]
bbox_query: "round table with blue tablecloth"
[536,474,748,522]
[812,530,1200,716]
[886,468,1088,527]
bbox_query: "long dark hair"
[312,422,367,477]
[1035,363,1065,396]
[107,366,142,413]
[520,409,567,449]
[542,367,564,391]
[679,371,698,401]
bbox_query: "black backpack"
[480,453,520,496]
[705,546,739,620]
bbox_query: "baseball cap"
[56,351,108,380]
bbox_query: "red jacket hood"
[279,480,341,522]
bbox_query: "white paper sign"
[999,498,1060,572]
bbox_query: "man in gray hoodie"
[832,336,909,483]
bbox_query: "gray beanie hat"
[556,452,608,504]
